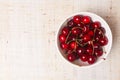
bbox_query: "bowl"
[56,12,112,68]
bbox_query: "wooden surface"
[0,0,120,80]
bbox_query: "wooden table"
[0,0,119,80]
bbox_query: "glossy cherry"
[76,47,85,56]
[67,19,75,27]
[61,43,68,50]
[82,16,91,24]
[87,55,96,64]
[80,54,88,62]
[82,34,91,42]
[92,21,101,28]
[94,48,103,57]
[73,15,81,24]
[86,47,93,55]
[72,27,81,35]
[67,53,76,62]
[99,36,108,46]
[69,41,77,50]
[59,34,66,43]
[61,27,69,36]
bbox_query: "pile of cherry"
[59,15,108,64]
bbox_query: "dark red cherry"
[99,27,106,34]
[69,41,77,50]
[82,16,91,24]
[82,34,91,42]
[67,19,75,27]
[88,30,94,37]
[80,54,88,62]
[73,15,81,24]
[61,43,68,50]
[77,23,84,28]
[86,47,93,55]
[94,48,103,57]
[68,34,76,41]
[87,55,96,64]
[71,27,81,35]
[61,27,69,36]
[59,34,66,43]
[67,53,76,62]
[76,47,85,56]
[93,42,100,49]
[82,26,89,33]
[99,36,108,46]
[92,21,101,28]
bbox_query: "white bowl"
[56,12,112,68]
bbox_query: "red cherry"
[93,42,100,49]
[76,47,85,56]
[77,23,84,28]
[94,48,103,57]
[80,54,88,62]
[71,28,81,35]
[99,27,106,34]
[67,19,75,27]
[68,34,76,41]
[82,16,91,24]
[86,47,93,55]
[61,43,68,50]
[59,34,66,43]
[87,55,96,64]
[69,41,77,50]
[61,27,69,36]
[82,34,91,42]
[82,26,89,33]
[67,53,76,62]
[99,36,108,46]
[92,21,101,28]
[88,30,94,37]
[73,15,81,24]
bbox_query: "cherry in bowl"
[56,12,112,68]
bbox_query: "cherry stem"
[65,31,71,43]
[97,28,105,37]
[90,41,94,55]
[72,26,83,30]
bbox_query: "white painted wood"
[0,0,119,80]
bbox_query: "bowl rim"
[55,12,113,68]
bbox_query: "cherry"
[87,55,96,64]
[61,27,69,36]
[82,34,91,42]
[86,47,93,55]
[68,34,76,41]
[93,42,100,49]
[99,27,106,34]
[77,23,84,28]
[88,30,94,37]
[80,54,88,62]
[67,19,75,27]
[82,16,91,24]
[67,53,76,62]
[72,27,81,35]
[82,26,89,33]
[61,43,68,50]
[76,47,85,56]
[73,15,81,24]
[69,41,77,50]
[59,34,66,43]
[92,21,101,28]
[94,34,101,41]
[99,36,108,46]
[94,48,103,57]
